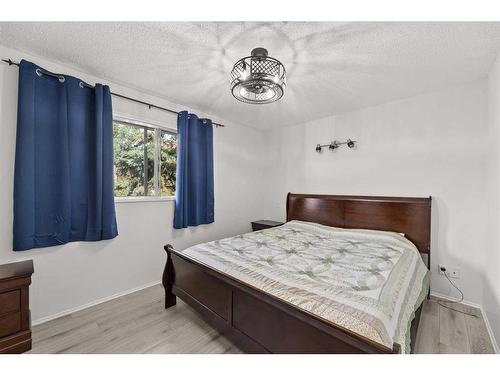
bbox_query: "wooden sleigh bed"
[162,193,432,354]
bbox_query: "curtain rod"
[1,58,225,128]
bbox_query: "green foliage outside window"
[113,121,177,197]
[160,130,177,196]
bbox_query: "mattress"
[179,220,429,353]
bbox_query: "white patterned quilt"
[179,220,429,353]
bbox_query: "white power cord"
[437,270,478,317]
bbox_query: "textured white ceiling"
[1,22,500,129]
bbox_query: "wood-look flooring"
[28,284,494,354]
[414,297,495,354]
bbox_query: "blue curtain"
[13,60,118,251]
[174,111,214,229]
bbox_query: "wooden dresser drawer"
[0,260,33,353]
[0,290,20,315]
[0,312,21,338]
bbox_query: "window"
[113,119,177,199]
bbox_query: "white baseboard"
[481,309,500,354]
[430,292,499,353]
[32,280,162,326]
[430,291,482,309]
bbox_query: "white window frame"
[112,114,177,203]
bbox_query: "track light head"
[315,144,322,153]
[347,139,355,148]
[329,141,338,150]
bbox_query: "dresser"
[0,260,34,354]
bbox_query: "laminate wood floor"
[28,285,494,354]
[414,297,495,354]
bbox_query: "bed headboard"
[286,193,432,254]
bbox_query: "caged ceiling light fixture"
[230,47,286,104]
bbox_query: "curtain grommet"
[79,81,84,88]
[58,76,65,83]
[35,68,42,77]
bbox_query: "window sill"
[115,196,175,203]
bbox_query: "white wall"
[0,45,271,322]
[265,81,490,305]
[485,53,500,346]
[0,42,495,338]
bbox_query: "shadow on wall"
[201,22,389,126]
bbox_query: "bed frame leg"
[392,342,401,354]
[163,244,177,308]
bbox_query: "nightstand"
[251,220,284,231]
[0,260,34,354]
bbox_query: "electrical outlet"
[438,264,460,279]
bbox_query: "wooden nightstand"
[0,260,34,354]
[251,220,284,231]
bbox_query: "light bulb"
[239,87,249,97]
[329,141,338,150]
[240,70,249,81]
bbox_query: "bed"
[162,193,431,353]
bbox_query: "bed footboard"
[162,245,177,308]
[162,244,402,354]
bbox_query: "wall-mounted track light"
[316,139,357,153]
